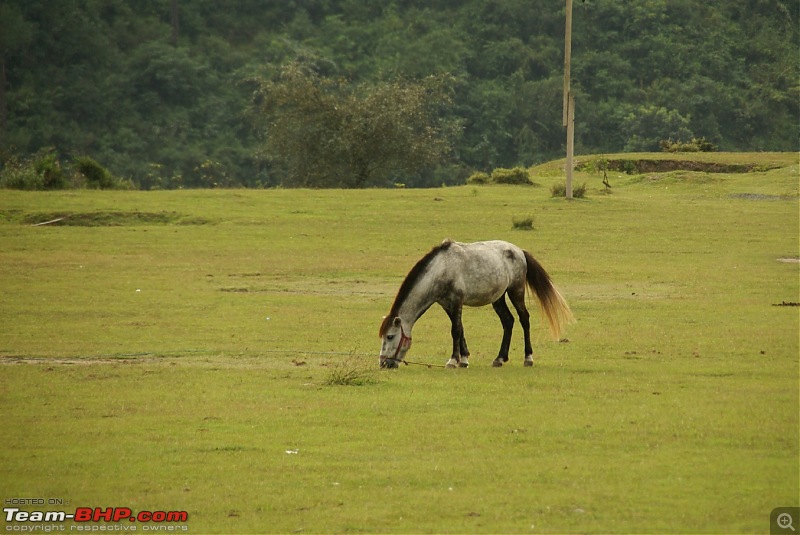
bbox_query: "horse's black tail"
[523,250,575,340]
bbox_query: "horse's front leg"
[458,331,470,368]
[444,303,469,368]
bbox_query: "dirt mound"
[596,159,768,175]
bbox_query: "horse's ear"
[392,317,402,327]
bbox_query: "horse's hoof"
[459,362,469,368]
[492,359,503,368]
[524,360,534,367]
[446,360,458,369]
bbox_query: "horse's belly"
[461,283,508,307]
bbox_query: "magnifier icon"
[778,512,796,532]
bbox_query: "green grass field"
[1,152,798,533]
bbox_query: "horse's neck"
[396,269,438,333]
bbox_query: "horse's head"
[379,316,412,368]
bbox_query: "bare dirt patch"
[730,193,787,201]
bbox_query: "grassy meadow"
[1,152,798,533]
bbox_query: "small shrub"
[551,182,587,198]
[34,149,68,190]
[491,166,531,185]
[74,156,117,189]
[659,137,717,153]
[512,215,535,231]
[466,171,490,185]
[0,148,66,190]
[195,159,236,188]
[0,154,42,190]
[621,160,638,175]
[325,355,378,386]
[73,156,133,189]
[145,163,183,190]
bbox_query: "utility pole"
[563,0,574,199]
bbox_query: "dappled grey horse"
[379,239,574,368]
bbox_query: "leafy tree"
[252,62,458,187]
[0,3,32,145]
[620,105,694,152]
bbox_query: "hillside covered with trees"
[1,0,797,188]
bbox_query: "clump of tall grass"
[467,166,536,186]
[511,215,535,231]
[551,182,587,198]
[325,354,378,386]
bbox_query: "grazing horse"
[379,239,574,368]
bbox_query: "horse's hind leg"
[491,295,515,367]
[508,285,533,366]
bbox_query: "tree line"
[1,0,797,189]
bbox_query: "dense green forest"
[1,0,797,188]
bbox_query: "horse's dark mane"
[379,240,452,336]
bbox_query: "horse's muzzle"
[380,357,399,369]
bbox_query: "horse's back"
[454,240,525,265]
[442,240,526,306]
